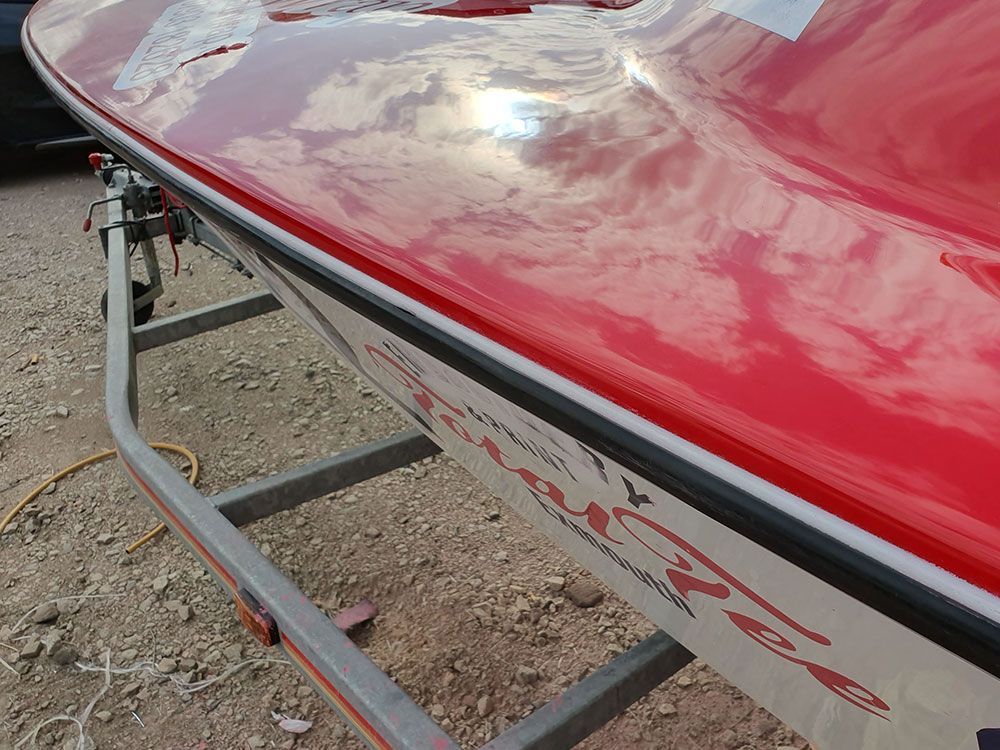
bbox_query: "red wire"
[160,188,180,276]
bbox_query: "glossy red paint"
[25,0,1000,596]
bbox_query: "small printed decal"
[115,0,261,90]
[709,0,826,41]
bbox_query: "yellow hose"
[1,443,199,554]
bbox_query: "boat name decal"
[365,342,891,720]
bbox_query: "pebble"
[544,576,566,592]
[564,580,604,608]
[246,736,266,749]
[719,728,740,748]
[121,681,142,697]
[477,696,494,717]
[31,601,60,624]
[19,639,43,659]
[658,703,677,716]
[95,533,114,545]
[177,604,194,622]
[223,644,244,662]
[514,666,539,686]
[95,710,113,723]
[364,526,381,539]
[49,643,79,666]
[152,575,169,594]
[157,658,178,675]
[676,675,693,688]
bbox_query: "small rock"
[157,658,178,675]
[514,666,539,685]
[41,482,57,495]
[95,533,114,545]
[31,601,60,624]
[40,631,63,654]
[564,580,604,608]
[121,681,142,697]
[95,710,113,723]
[152,575,169,594]
[544,576,565,592]
[19,640,43,659]
[431,703,446,719]
[364,526,381,539]
[676,675,693,687]
[177,604,193,622]
[247,736,266,749]
[49,643,79,666]
[719,728,739,749]
[476,696,494,717]
[657,702,677,716]
[120,648,139,661]
[223,644,244,662]
[54,405,70,418]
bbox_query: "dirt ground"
[0,152,809,750]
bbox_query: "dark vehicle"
[1,0,88,151]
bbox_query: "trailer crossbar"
[213,430,441,527]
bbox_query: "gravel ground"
[0,153,809,750]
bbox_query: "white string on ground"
[10,594,123,635]
[15,650,111,750]
[0,655,18,677]
[74,656,289,694]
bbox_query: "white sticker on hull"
[709,0,826,41]
[219,229,999,750]
[114,0,261,90]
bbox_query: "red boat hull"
[22,0,1000,745]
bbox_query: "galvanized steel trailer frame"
[98,159,694,749]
